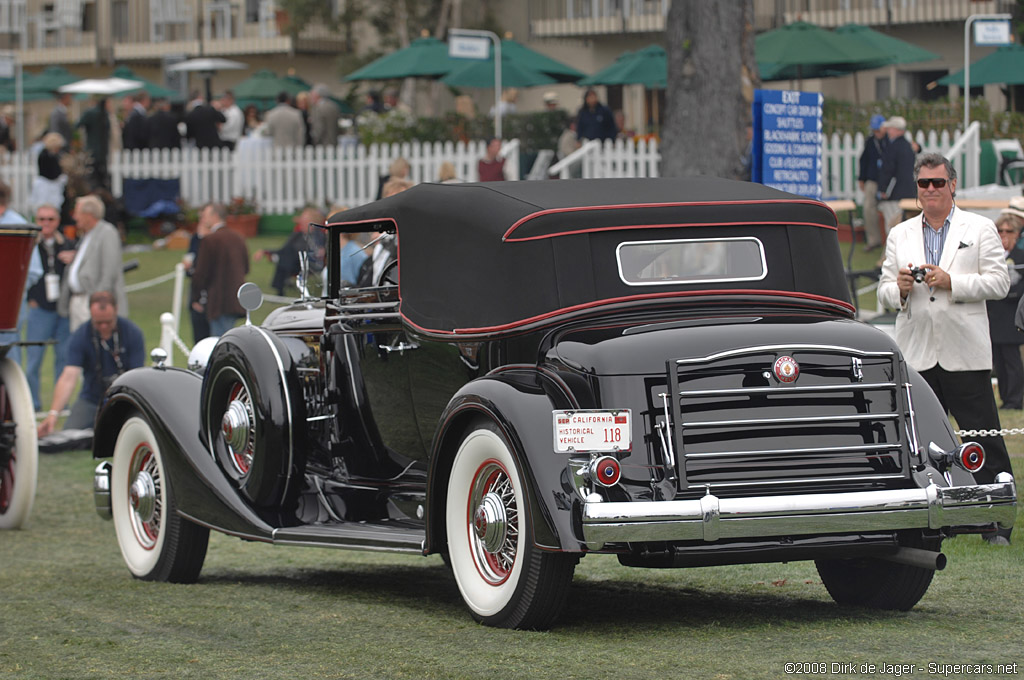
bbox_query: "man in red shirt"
[477,138,506,182]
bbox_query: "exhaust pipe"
[877,546,946,571]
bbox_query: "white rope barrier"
[124,270,178,293]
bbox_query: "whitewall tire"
[0,358,37,530]
[445,419,576,629]
[111,415,209,582]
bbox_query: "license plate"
[552,410,631,453]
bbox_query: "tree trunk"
[661,0,759,179]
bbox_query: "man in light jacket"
[58,194,128,332]
[262,91,306,148]
[877,152,1013,545]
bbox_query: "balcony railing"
[753,0,1016,30]
[529,0,1016,37]
[0,0,346,65]
[530,0,669,36]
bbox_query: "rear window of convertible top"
[616,237,767,286]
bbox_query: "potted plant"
[225,196,260,238]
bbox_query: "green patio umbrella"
[834,23,939,67]
[235,70,352,114]
[0,72,59,102]
[233,69,309,100]
[578,45,666,88]
[344,36,462,81]
[499,39,585,83]
[111,66,181,101]
[441,56,556,89]
[22,66,81,98]
[577,45,666,131]
[937,43,1024,86]
[756,21,885,82]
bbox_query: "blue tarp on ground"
[122,178,180,217]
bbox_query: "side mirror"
[237,282,263,326]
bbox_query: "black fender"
[199,326,308,507]
[904,365,979,487]
[93,366,276,541]
[424,366,586,555]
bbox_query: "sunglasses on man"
[916,178,949,189]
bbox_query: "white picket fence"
[0,129,989,216]
[561,127,982,203]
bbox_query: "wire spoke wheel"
[111,415,209,582]
[223,380,256,476]
[468,463,519,584]
[446,419,576,629]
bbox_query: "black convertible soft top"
[327,177,852,336]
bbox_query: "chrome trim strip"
[659,392,675,475]
[678,382,896,398]
[615,236,768,287]
[686,474,906,489]
[252,326,295,500]
[675,344,895,365]
[684,443,902,459]
[583,476,1017,543]
[904,382,922,461]
[682,412,898,428]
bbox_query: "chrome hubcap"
[473,492,507,554]
[127,444,161,549]
[222,400,251,454]
[130,471,156,523]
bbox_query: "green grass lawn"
[3,232,1022,678]
[1,452,1021,679]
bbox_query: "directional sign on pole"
[974,20,1011,45]
[751,89,824,200]
[448,28,503,140]
[448,35,490,60]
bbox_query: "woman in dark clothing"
[30,132,67,211]
[37,132,64,179]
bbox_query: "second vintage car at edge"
[92,177,1016,629]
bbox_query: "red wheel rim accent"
[0,383,14,514]
[466,459,518,586]
[226,382,254,475]
[128,442,161,550]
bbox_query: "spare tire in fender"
[200,326,306,507]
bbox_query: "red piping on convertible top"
[502,199,838,242]
[402,289,855,336]
[325,217,398,231]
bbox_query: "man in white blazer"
[878,152,1013,544]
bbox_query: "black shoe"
[999,403,1022,410]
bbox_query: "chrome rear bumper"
[582,473,1016,547]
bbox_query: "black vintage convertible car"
[93,177,1016,629]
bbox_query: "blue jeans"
[25,305,70,411]
[209,315,240,337]
[0,299,28,367]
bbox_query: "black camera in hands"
[909,266,927,283]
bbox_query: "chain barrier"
[955,427,1024,438]
[170,331,191,360]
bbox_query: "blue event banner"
[752,89,823,200]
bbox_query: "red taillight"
[957,443,985,473]
[590,456,621,487]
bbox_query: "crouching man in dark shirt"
[37,291,144,436]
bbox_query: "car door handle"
[378,341,419,354]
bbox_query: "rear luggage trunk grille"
[665,344,907,497]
